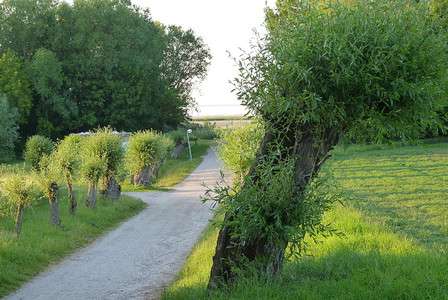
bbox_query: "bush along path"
[6,149,224,300]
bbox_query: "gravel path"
[7,150,223,300]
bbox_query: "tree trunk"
[86,182,97,208]
[15,203,25,237]
[133,166,151,186]
[66,175,77,215]
[171,143,185,159]
[105,176,121,200]
[48,182,61,226]
[208,127,339,289]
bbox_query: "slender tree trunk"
[48,182,61,226]
[15,203,25,237]
[86,182,97,208]
[208,127,339,289]
[66,175,77,215]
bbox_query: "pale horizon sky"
[135,0,276,117]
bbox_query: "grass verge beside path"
[0,191,146,297]
[163,141,448,300]
[122,140,212,192]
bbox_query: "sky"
[133,0,276,117]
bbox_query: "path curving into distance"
[7,150,224,300]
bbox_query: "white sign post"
[186,129,193,160]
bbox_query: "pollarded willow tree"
[208,0,448,288]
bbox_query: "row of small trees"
[0,128,175,236]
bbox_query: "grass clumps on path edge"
[0,192,146,297]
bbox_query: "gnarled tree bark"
[15,203,25,237]
[48,182,61,226]
[86,182,97,208]
[208,127,339,289]
[66,175,77,214]
[105,176,121,200]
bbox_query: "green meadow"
[163,140,448,300]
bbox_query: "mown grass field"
[121,139,212,192]
[163,140,448,299]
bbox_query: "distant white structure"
[73,131,131,148]
[73,131,131,138]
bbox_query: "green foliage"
[28,48,70,137]
[23,135,54,170]
[122,139,211,192]
[33,154,60,199]
[79,130,126,185]
[0,95,19,162]
[161,25,212,109]
[83,128,123,179]
[0,50,32,124]
[163,142,448,300]
[125,130,164,175]
[218,123,263,182]
[158,134,176,161]
[167,129,186,145]
[0,174,37,218]
[241,0,448,142]
[193,122,218,140]
[0,0,211,141]
[208,158,341,257]
[53,134,82,179]
[80,158,106,184]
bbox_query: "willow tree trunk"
[86,182,97,208]
[66,175,77,215]
[15,203,25,237]
[48,182,61,226]
[133,166,151,186]
[208,128,339,289]
[105,176,121,200]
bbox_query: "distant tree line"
[0,0,211,160]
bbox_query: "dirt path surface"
[7,150,223,300]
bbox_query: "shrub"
[24,135,54,170]
[80,131,118,207]
[53,134,82,214]
[125,130,161,176]
[125,130,170,186]
[194,122,218,140]
[34,155,62,225]
[0,174,37,236]
[218,123,264,183]
[80,156,106,209]
[84,128,124,199]
[167,129,186,145]
[84,128,123,179]
[157,135,175,161]
[0,95,19,162]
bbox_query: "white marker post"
[186,129,193,160]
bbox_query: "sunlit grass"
[163,140,448,299]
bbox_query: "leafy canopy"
[239,0,448,142]
[0,95,19,162]
[125,130,172,175]
[24,135,54,170]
